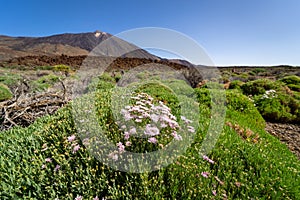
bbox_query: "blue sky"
[1,0,300,66]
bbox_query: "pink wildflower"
[72,144,80,154]
[129,127,136,134]
[181,116,192,124]
[150,114,159,123]
[201,171,210,178]
[125,141,132,146]
[135,118,142,123]
[117,142,125,153]
[203,155,215,164]
[144,124,160,136]
[148,137,158,144]
[212,190,217,196]
[68,135,76,142]
[187,126,195,133]
[93,196,99,200]
[41,164,46,169]
[45,158,52,163]
[54,164,60,172]
[75,195,83,200]
[172,132,182,141]
[124,132,130,140]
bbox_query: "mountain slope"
[0,31,159,61]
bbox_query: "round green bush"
[278,75,300,92]
[229,80,244,90]
[279,75,300,85]
[254,92,300,123]
[241,78,284,96]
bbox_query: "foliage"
[88,73,116,92]
[31,74,61,91]
[241,78,284,96]
[252,68,267,75]
[0,75,300,199]
[253,91,300,123]
[278,75,300,92]
[0,72,22,87]
[53,64,72,73]
[0,84,13,101]
[229,80,244,90]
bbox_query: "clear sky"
[1,0,300,66]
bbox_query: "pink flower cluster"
[67,134,80,154]
[110,93,195,160]
[202,155,215,164]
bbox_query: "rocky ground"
[265,122,300,159]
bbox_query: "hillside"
[0,31,159,61]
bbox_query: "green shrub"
[229,80,244,90]
[197,81,223,89]
[226,90,265,126]
[278,75,300,92]
[195,88,211,108]
[279,75,300,85]
[241,79,284,96]
[252,68,266,74]
[287,84,300,92]
[0,72,22,87]
[87,73,116,92]
[31,74,61,91]
[0,84,13,101]
[248,71,256,76]
[254,91,300,123]
[53,64,72,73]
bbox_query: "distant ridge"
[0,31,159,61]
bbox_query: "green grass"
[0,77,299,199]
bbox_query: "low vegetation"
[0,84,12,101]
[0,73,299,199]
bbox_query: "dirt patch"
[265,122,300,159]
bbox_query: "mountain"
[0,31,159,61]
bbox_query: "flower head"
[68,135,76,142]
[117,142,125,153]
[201,171,210,178]
[129,127,136,134]
[75,195,83,200]
[150,114,159,123]
[144,124,160,136]
[212,190,217,196]
[203,155,215,164]
[187,126,195,133]
[45,158,52,163]
[72,144,80,154]
[172,132,182,141]
[54,164,60,172]
[124,132,130,140]
[125,141,132,146]
[148,137,158,144]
